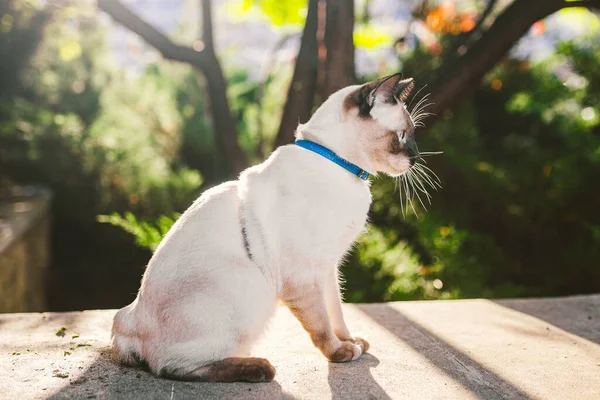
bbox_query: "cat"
[111,73,418,382]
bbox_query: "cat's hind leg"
[146,269,278,382]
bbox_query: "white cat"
[112,74,418,382]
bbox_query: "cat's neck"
[295,127,374,176]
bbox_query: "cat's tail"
[159,357,276,383]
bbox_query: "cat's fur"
[112,73,418,382]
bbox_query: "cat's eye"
[399,130,406,140]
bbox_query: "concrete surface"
[1,295,599,399]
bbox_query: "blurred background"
[1,0,599,312]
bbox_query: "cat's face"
[341,74,418,177]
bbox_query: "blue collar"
[294,139,371,181]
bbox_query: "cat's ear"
[360,73,402,106]
[361,74,414,106]
[350,74,414,117]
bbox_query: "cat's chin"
[386,165,413,178]
[387,171,408,178]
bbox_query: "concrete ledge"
[0,186,51,312]
[1,295,599,399]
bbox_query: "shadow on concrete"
[356,303,533,400]
[49,351,297,400]
[494,295,600,345]
[327,353,391,400]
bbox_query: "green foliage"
[1,5,203,220]
[0,2,205,310]
[3,0,599,308]
[98,213,178,251]
[344,33,600,302]
[341,226,447,302]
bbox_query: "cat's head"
[297,73,419,177]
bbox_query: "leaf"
[97,213,178,251]
[557,8,600,33]
[354,25,393,49]
[59,41,82,61]
[231,0,307,26]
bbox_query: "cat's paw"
[335,333,371,354]
[351,336,370,353]
[328,341,363,363]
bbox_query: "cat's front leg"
[281,282,365,362]
[325,268,370,352]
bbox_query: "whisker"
[413,164,441,190]
[408,189,419,218]
[412,106,435,122]
[411,93,430,110]
[412,99,434,116]
[408,154,442,160]
[412,114,433,128]
[402,172,419,218]
[415,164,442,189]
[407,84,428,110]
[413,112,436,122]
[408,170,428,210]
[410,91,430,110]
[409,169,432,204]
[399,175,406,217]
[413,164,437,187]
[409,96,429,117]
[410,95,431,119]
[418,164,443,186]
[402,174,412,216]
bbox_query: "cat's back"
[161,180,241,246]
[143,180,247,282]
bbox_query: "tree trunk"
[273,0,320,148]
[323,0,356,99]
[97,0,247,175]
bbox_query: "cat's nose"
[405,135,419,162]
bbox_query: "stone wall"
[0,187,51,313]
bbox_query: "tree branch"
[473,0,498,33]
[201,0,213,50]
[562,0,600,8]
[98,0,209,68]
[445,0,497,58]
[97,0,247,175]
[421,0,598,126]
